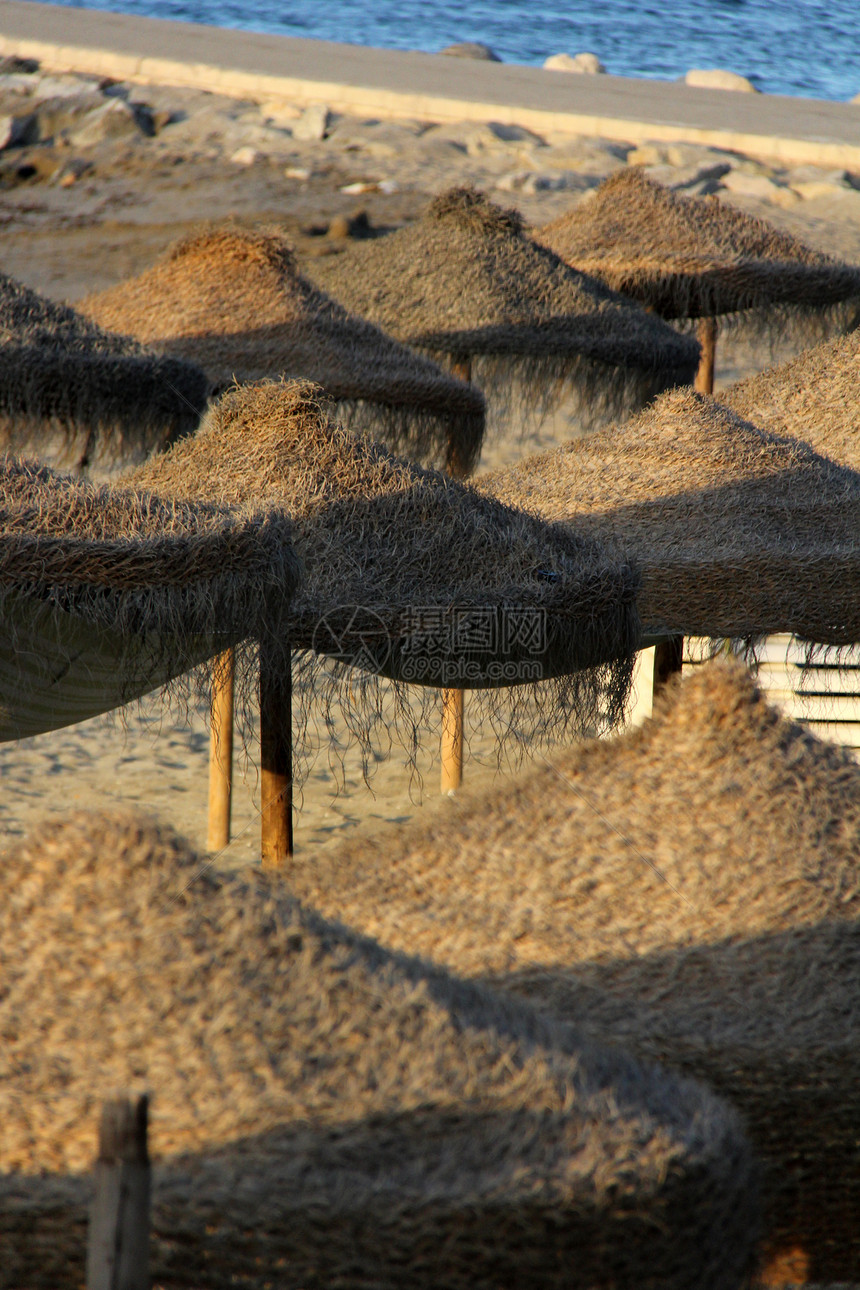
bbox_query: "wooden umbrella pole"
[694,317,718,395]
[653,635,684,699]
[440,686,464,794]
[441,352,471,794]
[206,646,235,853]
[260,639,293,867]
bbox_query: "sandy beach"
[3,38,860,867]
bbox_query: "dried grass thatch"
[722,326,860,472]
[81,227,486,475]
[478,387,860,644]
[0,807,758,1289]
[0,271,209,477]
[310,187,700,429]
[0,455,300,741]
[129,379,640,771]
[536,169,860,329]
[286,658,860,1279]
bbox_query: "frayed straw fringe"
[286,659,860,1279]
[432,347,692,437]
[536,169,860,323]
[0,456,300,742]
[129,379,640,775]
[0,808,758,1290]
[80,226,486,473]
[0,274,208,477]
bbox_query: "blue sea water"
[39,0,860,103]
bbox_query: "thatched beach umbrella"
[722,325,860,471]
[0,455,300,742]
[536,168,860,393]
[286,658,860,1281]
[478,387,860,647]
[311,186,701,427]
[129,379,640,862]
[81,227,486,476]
[0,808,758,1289]
[0,271,209,477]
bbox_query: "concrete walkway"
[2,0,860,168]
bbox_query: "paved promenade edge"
[2,1,860,169]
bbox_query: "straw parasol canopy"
[129,379,641,759]
[477,387,860,645]
[80,227,486,475]
[0,807,758,1289]
[0,454,300,741]
[286,658,860,1280]
[536,168,860,325]
[0,271,209,478]
[722,325,860,472]
[310,186,701,428]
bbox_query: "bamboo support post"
[694,317,718,395]
[440,353,473,795]
[653,636,684,697]
[260,640,292,867]
[86,1094,151,1290]
[207,647,234,853]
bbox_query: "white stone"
[340,180,379,194]
[685,68,758,93]
[543,52,606,74]
[292,103,330,142]
[31,74,95,99]
[230,145,261,165]
[720,171,800,207]
[791,180,850,202]
[259,100,301,126]
[284,165,311,181]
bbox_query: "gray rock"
[643,161,732,190]
[685,68,758,93]
[28,91,105,143]
[439,42,501,61]
[543,52,605,74]
[67,98,151,146]
[628,142,740,169]
[292,103,331,141]
[0,111,35,150]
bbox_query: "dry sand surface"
[2,59,860,865]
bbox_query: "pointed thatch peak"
[536,168,860,320]
[0,808,757,1290]
[289,657,860,975]
[722,326,860,471]
[81,225,485,473]
[478,386,860,641]
[428,184,526,237]
[310,186,701,411]
[0,272,208,476]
